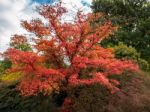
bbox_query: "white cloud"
[60,0,92,23]
[62,0,92,13]
[0,0,92,52]
[0,0,41,52]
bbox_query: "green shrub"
[114,42,140,60]
[0,60,12,75]
[137,59,150,71]
[0,84,58,112]
[0,72,22,85]
[113,43,150,71]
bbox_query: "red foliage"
[10,35,28,46]
[6,3,139,96]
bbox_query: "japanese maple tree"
[6,3,139,98]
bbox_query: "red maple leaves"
[6,3,139,96]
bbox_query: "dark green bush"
[0,59,12,75]
[67,73,150,112]
[0,84,58,112]
[0,73,150,112]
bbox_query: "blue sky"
[0,0,92,52]
[32,0,56,4]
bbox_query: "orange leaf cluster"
[6,3,139,96]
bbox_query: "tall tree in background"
[92,0,150,63]
[10,35,32,51]
[0,35,32,74]
[5,3,139,111]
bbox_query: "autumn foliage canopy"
[6,3,139,96]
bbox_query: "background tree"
[0,35,32,74]
[10,34,32,51]
[92,0,150,66]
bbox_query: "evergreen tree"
[92,0,150,63]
